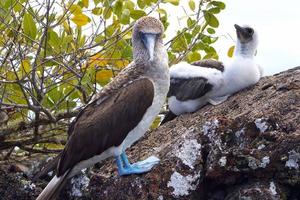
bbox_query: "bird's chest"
[121,73,169,150]
[219,62,259,95]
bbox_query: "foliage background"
[0,0,225,158]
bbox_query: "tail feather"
[36,171,70,200]
[161,111,177,124]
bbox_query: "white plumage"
[166,24,262,117]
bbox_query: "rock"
[2,67,300,200]
[0,166,40,200]
[87,66,300,200]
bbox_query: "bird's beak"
[234,24,252,43]
[234,24,244,33]
[141,33,157,62]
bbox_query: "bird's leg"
[120,151,132,168]
[115,155,125,175]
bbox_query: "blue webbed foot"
[131,155,160,169]
[115,152,160,176]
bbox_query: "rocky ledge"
[1,66,299,200]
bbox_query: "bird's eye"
[139,32,146,40]
[246,28,254,34]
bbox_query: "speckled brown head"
[132,16,165,63]
[133,16,164,36]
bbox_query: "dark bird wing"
[167,77,213,101]
[167,59,224,101]
[192,59,224,72]
[57,77,154,176]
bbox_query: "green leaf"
[207,27,215,34]
[187,18,195,29]
[171,34,188,52]
[103,7,112,19]
[4,0,16,9]
[95,35,105,43]
[58,100,77,110]
[145,0,153,6]
[94,0,101,5]
[121,45,132,59]
[211,1,226,9]
[204,52,218,60]
[201,35,211,44]
[48,30,60,49]
[163,0,180,6]
[227,45,235,57]
[120,9,130,24]
[124,0,135,11]
[130,10,146,20]
[184,32,192,44]
[23,13,37,40]
[137,0,146,9]
[189,0,195,11]
[187,51,201,62]
[204,11,219,28]
[208,7,221,14]
[48,87,63,104]
[92,7,102,15]
[13,2,22,12]
[156,8,167,16]
[113,0,123,17]
[192,41,205,51]
[192,24,201,36]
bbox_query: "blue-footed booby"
[162,24,262,124]
[37,16,169,200]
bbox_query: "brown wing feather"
[57,78,154,176]
[192,59,224,72]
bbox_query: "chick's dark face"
[234,24,254,43]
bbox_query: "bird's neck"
[234,41,257,59]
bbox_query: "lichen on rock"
[167,171,200,197]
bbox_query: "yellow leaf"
[114,59,130,69]
[227,45,235,58]
[70,4,82,14]
[82,0,89,8]
[89,53,108,67]
[96,70,113,85]
[123,32,132,40]
[44,143,65,150]
[6,71,17,81]
[71,13,90,26]
[21,59,31,73]
[151,116,162,130]
[63,21,72,33]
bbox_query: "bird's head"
[234,24,258,57]
[132,16,164,63]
